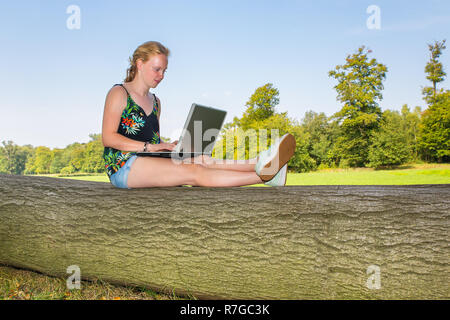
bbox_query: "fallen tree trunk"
[0,174,448,299]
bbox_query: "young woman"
[102,41,296,189]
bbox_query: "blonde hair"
[124,41,170,82]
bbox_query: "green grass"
[59,174,110,183]
[0,265,184,300]
[286,165,450,185]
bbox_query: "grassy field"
[53,163,450,185]
[0,265,181,300]
[5,163,448,300]
[286,163,450,185]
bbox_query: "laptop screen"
[175,103,227,153]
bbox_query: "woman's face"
[138,54,168,88]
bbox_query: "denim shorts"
[109,155,138,189]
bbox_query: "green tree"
[0,141,19,174]
[400,104,422,161]
[0,149,6,173]
[368,110,410,167]
[238,83,280,129]
[419,40,450,162]
[81,134,104,173]
[49,149,67,174]
[423,40,447,103]
[288,122,317,172]
[61,142,86,173]
[25,146,53,174]
[328,46,388,167]
[0,141,33,175]
[301,111,334,168]
[17,145,34,175]
[418,91,450,162]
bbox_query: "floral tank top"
[103,84,161,178]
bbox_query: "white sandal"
[255,133,296,182]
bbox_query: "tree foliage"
[419,39,450,162]
[328,46,388,167]
[368,110,411,168]
[423,39,447,103]
[0,141,32,175]
[418,91,450,162]
[0,134,104,175]
[300,111,337,168]
[234,83,280,130]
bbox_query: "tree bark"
[0,174,448,299]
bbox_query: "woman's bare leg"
[127,156,263,188]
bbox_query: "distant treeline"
[0,134,104,175]
[1,41,449,175]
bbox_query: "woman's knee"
[189,163,209,185]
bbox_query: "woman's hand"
[151,142,177,152]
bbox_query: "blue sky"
[0,0,449,148]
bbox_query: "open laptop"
[136,103,227,159]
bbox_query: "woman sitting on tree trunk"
[102,41,296,189]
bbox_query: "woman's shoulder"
[108,84,128,97]
[104,84,128,112]
[107,84,129,101]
